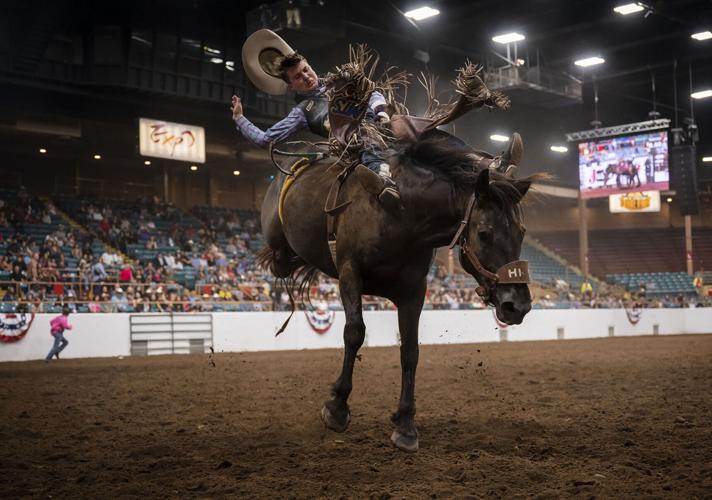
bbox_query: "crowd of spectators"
[2,189,709,313]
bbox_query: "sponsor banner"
[138,118,206,163]
[609,190,661,213]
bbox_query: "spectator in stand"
[580,280,593,300]
[118,264,133,283]
[91,258,108,296]
[10,263,26,283]
[110,287,130,312]
[101,249,122,267]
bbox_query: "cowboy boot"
[354,164,401,212]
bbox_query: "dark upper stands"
[533,228,712,277]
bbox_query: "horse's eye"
[478,230,492,243]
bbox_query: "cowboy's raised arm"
[231,95,308,148]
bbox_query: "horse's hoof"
[390,430,419,452]
[320,405,350,433]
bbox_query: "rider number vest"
[295,94,330,138]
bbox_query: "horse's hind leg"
[260,183,305,278]
[390,279,426,452]
[320,262,364,433]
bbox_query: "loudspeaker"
[670,145,699,216]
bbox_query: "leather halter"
[448,192,530,303]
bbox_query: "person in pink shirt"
[46,305,72,362]
[119,264,133,283]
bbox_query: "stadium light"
[702,156,712,162]
[691,89,712,99]
[691,31,712,41]
[490,134,509,142]
[144,160,151,165]
[233,170,241,176]
[39,148,47,154]
[613,3,644,15]
[550,145,568,153]
[93,154,101,160]
[575,56,605,67]
[190,165,198,171]
[492,32,525,44]
[404,6,440,21]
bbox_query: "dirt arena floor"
[1,334,711,498]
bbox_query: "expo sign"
[139,118,206,163]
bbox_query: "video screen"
[578,131,669,199]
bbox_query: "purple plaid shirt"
[235,86,387,148]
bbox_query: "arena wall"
[2,309,711,362]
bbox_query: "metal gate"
[129,313,213,356]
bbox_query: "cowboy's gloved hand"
[376,111,390,124]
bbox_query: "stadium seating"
[521,240,586,289]
[533,228,712,278]
[606,272,697,296]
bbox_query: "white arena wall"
[1,309,711,362]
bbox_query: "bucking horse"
[603,159,641,189]
[257,52,542,452]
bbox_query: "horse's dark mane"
[398,130,540,218]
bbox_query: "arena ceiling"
[1,0,710,188]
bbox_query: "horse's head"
[454,168,532,325]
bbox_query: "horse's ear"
[475,169,490,198]
[512,180,531,199]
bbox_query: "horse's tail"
[257,246,320,335]
[255,246,274,273]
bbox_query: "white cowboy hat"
[242,29,295,96]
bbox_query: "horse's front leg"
[391,279,426,452]
[320,262,364,433]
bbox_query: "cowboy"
[233,30,399,209]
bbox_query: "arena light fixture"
[490,134,509,142]
[691,31,712,41]
[691,89,712,99]
[93,154,101,160]
[39,148,47,154]
[404,6,440,21]
[144,160,151,165]
[190,165,198,171]
[666,197,673,203]
[575,56,605,67]
[492,32,525,44]
[233,170,241,176]
[550,145,568,153]
[702,156,712,162]
[210,57,224,64]
[613,3,644,15]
